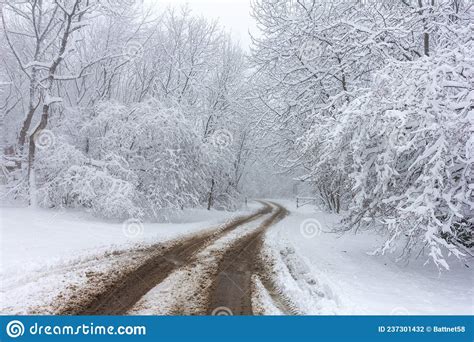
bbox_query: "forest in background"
[1,0,472,269]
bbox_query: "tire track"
[253,274,302,315]
[61,203,272,315]
[206,202,288,315]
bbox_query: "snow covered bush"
[80,100,208,213]
[41,165,141,220]
[32,98,243,219]
[24,94,246,219]
[35,138,142,219]
[200,136,242,211]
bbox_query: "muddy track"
[206,202,288,315]
[62,203,272,315]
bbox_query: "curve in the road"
[61,202,272,315]
[206,201,288,315]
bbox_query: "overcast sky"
[151,0,256,49]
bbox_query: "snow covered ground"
[0,204,254,314]
[0,206,254,277]
[264,199,473,315]
[1,200,472,315]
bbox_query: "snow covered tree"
[1,2,250,215]
[1,0,109,204]
[251,0,473,267]
[339,34,473,269]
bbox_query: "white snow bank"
[265,199,474,315]
[252,275,284,315]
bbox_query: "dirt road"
[61,201,286,315]
[206,202,288,315]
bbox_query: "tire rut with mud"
[206,202,288,315]
[61,204,271,315]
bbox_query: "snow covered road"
[1,200,472,315]
[0,204,259,314]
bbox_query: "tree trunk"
[423,32,429,56]
[207,178,215,210]
[18,103,38,148]
[27,105,50,205]
[418,0,431,57]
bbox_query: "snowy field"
[264,200,474,315]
